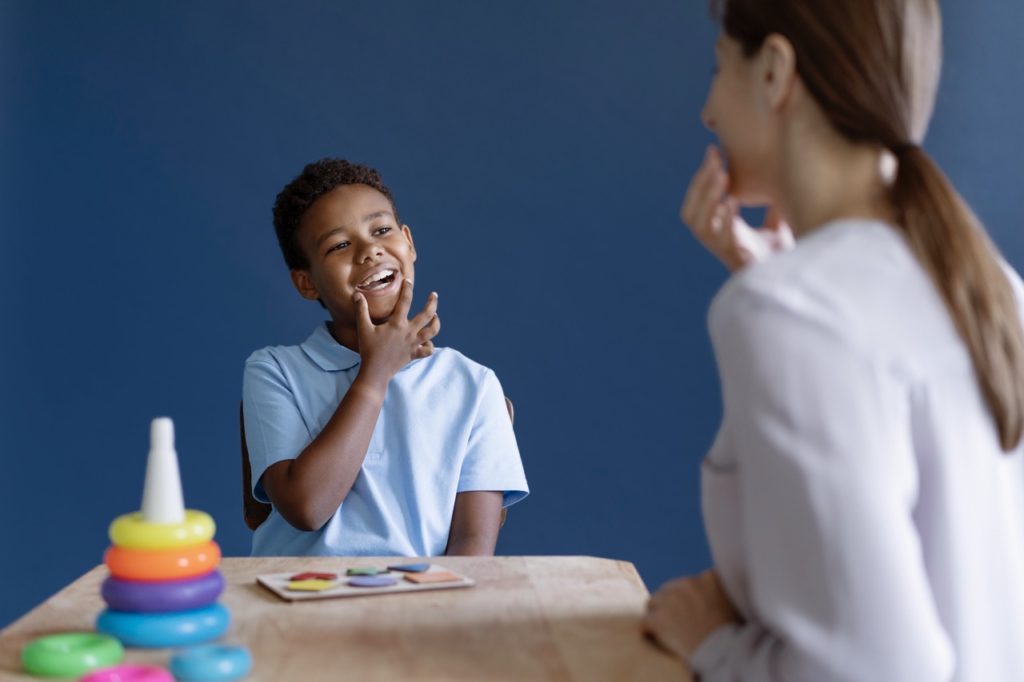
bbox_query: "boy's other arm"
[262,281,440,531]
[445,491,504,556]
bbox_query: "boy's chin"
[365,297,401,324]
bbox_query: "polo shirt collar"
[301,323,361,371]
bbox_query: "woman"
[643,1,1024,680]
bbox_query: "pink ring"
[79,663,174,682]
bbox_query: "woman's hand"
[643,569,741,662]
[680,146,794,271]
[354,279,440,389]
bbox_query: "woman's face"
[701,35,777,205]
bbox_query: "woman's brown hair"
[713,0,1024,451]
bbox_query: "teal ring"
[170,644,253,681]
[96,603,229,648]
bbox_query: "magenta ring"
[101,570,225,613]
[80,664,174,682]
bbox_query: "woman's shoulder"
[709,219,960,365]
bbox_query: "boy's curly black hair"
[272,158,401,270]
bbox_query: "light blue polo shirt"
[242,322,529,557]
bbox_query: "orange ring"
[104,541,221,582]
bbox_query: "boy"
[243,158,528,557]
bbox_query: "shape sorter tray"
[256,564,475,602]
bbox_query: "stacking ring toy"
[96,603,230,648]
[109,510,216,550]
[80,663,175,682]
[101,570,225,612]
[104,541,221,581]
[21,632,123,677]
[170,644,253,682]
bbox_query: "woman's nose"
[701,104,716,132]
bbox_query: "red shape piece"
[289,572,338,581]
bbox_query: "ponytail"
[891,146,1024,451]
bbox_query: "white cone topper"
[141,417,186,524]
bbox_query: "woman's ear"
[759,33,798,112]
[290,269,320,301]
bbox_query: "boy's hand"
[353,279,440,388]
[680,146,794,272]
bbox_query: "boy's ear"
[402,224,416,262]
[290,269,320,301]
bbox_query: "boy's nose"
[357,244,384,263]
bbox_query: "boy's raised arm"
[261,280,439,531]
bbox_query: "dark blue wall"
[3,1,1022,627]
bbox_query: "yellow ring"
[108,510,216,550]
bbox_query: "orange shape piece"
[403,571,462,584]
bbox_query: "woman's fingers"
[681,149,725,237]
[680,146,717,226]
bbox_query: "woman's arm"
[664,281,954,681]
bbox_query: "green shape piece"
[22,632,124,677]
[346,566,385,576]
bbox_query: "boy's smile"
[290,183,417,349]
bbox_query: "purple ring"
[101,570,225,613]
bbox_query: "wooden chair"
[241,398,514,531]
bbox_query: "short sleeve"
[242,356,313,503]
[693,283,954,681]
[457,370,529,506]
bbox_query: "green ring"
[22,632,124,677]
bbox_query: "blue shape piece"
[96,604,230,648]
[347,576,398,588]
[170,644,253,682]
[387,563,431,573]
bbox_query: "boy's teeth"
[361,269,395,287]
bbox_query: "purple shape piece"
[102,570,225,613]
[387,563,431,573]
[347,576,398,588]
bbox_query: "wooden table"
[0,556,689,681]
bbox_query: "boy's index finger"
[394,277,415,321]
[353,292,374,331]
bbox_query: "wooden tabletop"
[0,556,689,681]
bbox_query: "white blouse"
[692,219,1024,681]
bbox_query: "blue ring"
[170,644,252,682]
[96,604,230,648]
[101,571,225,613]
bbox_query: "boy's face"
[291,183,416,330]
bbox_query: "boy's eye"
[374,225,392,236]
[327,241,350,253]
